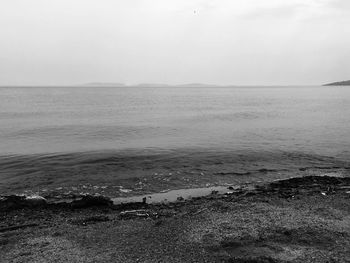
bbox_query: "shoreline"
[1,174,350,211]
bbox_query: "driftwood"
[119,209,158,219]
[192,208,208,216]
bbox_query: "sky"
[0,0,349,86]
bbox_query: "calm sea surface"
[1,86,350,196]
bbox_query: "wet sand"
[1,175,350,262]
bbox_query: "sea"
[0,86,349,197]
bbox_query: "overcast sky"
[0,0,349,86]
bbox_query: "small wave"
[0,149,349,196]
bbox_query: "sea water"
[1,86,349,196]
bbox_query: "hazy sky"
[0,0,349,85]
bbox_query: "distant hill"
[324,80,350,86]
[176,83,221,88]
[84,82,126,87]
[136,83,222,88]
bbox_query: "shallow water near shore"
[111,185,239,204]
[1,86,350,196]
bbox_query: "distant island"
[324,80,350,86]
[84,82,126,87]
[176,83,221,88]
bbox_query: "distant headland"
[324,80,350,86]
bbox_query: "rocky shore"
[1,175,350,262]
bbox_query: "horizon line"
[0,83,331,87]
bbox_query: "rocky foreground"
[1,176,350,262]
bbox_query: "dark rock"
[268,176,346,190]
[0,195,47,211]
[259,176,350,199]
[177,196,184,201]
[25,195,47,206]
[70,195,113,208]
[0,195,26,211]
